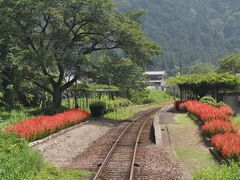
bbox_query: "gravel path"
[33,120,118,168]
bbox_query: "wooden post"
[67,92,70,109]
[180,88,183,101]
[42,91,46,110]
[74,93,79,109]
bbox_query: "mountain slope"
[115,0,240,74]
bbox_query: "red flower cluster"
[179,100,234,122]
[212,133,240,159]
[201,120,237,137]
[5,110,90,141]
[178,100,240,160]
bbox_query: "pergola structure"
[63,84,119,109]
[168,73,240,101]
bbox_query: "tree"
[188,60,216,74]
[0,0,160,109]
[90,54,147,100]
[218,54,240,75]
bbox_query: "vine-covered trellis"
[63,84,119,110]
[168,73,240,101]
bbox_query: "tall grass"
[193,162,240,180]
[0,110,33,129]
[0,133,43,179]
[0,133,93,179]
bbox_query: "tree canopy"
[0,0,160,109]
[218,54,240,74]
[188,60,216,74]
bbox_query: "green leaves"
[168,73,240,97]
[219,54,240,74]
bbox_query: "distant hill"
[115,0,240,74]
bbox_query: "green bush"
[89,101,106,117]
[193,162,240,180]
[200,96,225,107]
[42,106,68,115]
[0,133,43,179]
[105,98,132,112]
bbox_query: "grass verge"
[169,114,215,178]
[193,161,240,180]
[32,164,93,180]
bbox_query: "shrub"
[200,96,215,103]
[42,106,68,115]
[212,133,240,160]
[200,96,225,107]
[105,98,132,112]
[89,101,106,117]
[201,120,238,137]
[5,110,90,141]
[129,89,149,104]
[0,133,43,179]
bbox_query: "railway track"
[93,107,161,180]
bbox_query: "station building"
[144,71,167,91]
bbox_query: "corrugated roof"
[144,71,166,75]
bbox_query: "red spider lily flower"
[179,100,234,122]
[212,133,240,159]
[4,110,90,141]
[201,120,238,137]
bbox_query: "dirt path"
[33,120,120,168]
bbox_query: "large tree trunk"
[52,87,62,109]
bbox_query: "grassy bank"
[0,133,92,180]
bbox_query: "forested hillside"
[116,0,240,74]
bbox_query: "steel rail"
[129,116,151,180]
[93,107,161,180]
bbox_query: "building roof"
[144,71,166,76]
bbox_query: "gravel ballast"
[33,120,117,167]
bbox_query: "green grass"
[0,133,43,179]
[175,114,195,126]
[232,115,240,126]
[104,90,173,120]
[171,114,215,178]
[0,109,34,129]
[32,164,93,180]
[176,148,212,162]
[0,133,92,180]
[193,162,240,180]
[147,89,172,102]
